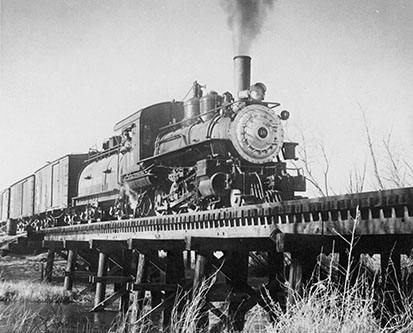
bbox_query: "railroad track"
[39,187,413,243]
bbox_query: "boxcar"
[0,188,10,223]
[34,154,88,215]
[9,175,35,220]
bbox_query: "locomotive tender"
[0,56,305,232]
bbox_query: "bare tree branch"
[347,160,367,194]
[403,159,413,177]
[382,131,403,187]
[319,143,330,197]
[295,130,326,197]
[358,102,384,190]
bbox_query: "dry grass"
[1,262,413,332]
[169,273,219,332]
[0,302,99,333]
[267,279,380,333]
[0,280,74,303]
[107,297,154,333]
[117,255,413,332]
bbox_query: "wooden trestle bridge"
[28,187,413,330]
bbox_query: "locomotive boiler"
[113,56,305,217]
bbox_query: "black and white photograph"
[0,0,412,331]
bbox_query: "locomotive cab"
[114,101,184,172]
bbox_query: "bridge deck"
[38,187,413,248]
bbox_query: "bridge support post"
[193,253,208,290]
[193,252,211,330]
[119,249,132,313]
[164,249,185,327]
[130,252,147,333]
[44,249,55,283]
[288,252,317,305]
[288,253,303,305]
[227,250,249,332]
[94,252,108,310]
[147,250,162,326]
[63,249,77,291]
[185,250,193,270]
[89,251,99,286]
[267,251,285,311]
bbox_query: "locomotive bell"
[239,82,267,101]
[249,82,267,101]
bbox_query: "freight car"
[0,189,10,232]
[32,154,88,229]
[0,154,88,233]
[9,175,35,229]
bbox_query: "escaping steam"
[221,0,275,54]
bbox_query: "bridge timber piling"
[29,187,413,331]
[44,248,55,282]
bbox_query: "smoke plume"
[221,0,275,55]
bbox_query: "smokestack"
[233,55,251,97]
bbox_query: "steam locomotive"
[0,56,305,231]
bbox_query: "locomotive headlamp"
[249,82,267,101]
[280,110,290,120]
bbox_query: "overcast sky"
[1,0,412,194]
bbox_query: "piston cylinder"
[198,173,228,197]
